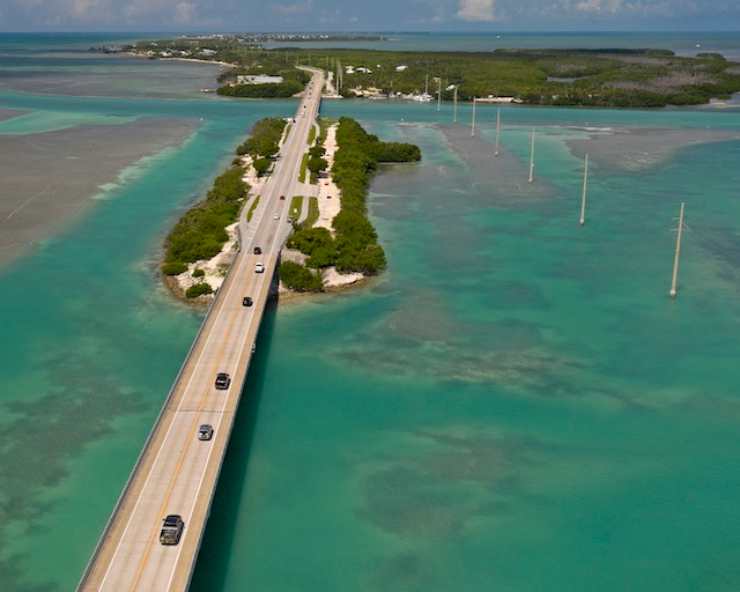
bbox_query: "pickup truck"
[160,514,184,545]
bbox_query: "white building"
[237,75,284,85]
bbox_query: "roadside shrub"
[164,165,248,266]
[218,80,304,98]
[307,155,328,176]
[253,157,271,177]
[235,117,287,159]
[288,227,334,256]
[162,261,187,276]
[306,245,337,268]
[279,261,323,292]
[185,282,213,298]
[192,268,205,278]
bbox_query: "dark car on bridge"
[198,424,214,441]
[242,296,253,307]
[160,514,184,546]
[215,372,231,390]
[253,246,262,255]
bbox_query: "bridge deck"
[78,70,324,592]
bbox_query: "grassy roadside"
[246,195,260,222]
[299,152,309,183]
[289,195,303,221]
[301,196,319,229]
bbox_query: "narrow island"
[133,36,740,108]
[161,115,420,302]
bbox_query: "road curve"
[78,68,324,592]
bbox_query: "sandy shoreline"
[126,52,237,70]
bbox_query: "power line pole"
[528,128,536,183]
[437,77,442,111]
[579,154,589,226]
[471,98,477,137]
[670,202,686,299]
[494,108,501,157]
[453,86,458,123]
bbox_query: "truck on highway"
[159,515,184,546]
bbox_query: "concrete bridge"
[78,69,324,592]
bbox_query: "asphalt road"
[78,68,324,592]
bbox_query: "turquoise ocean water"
[264,31,740,59]
[2,33,740,591]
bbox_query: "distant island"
[131,36,740,108]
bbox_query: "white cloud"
[9,0,207,26]
[574,0,623,13]
[174,1,196,23]
[457,0,497,21]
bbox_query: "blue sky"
[1,0,740,32]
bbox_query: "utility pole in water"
[437,78,442,112]
[670,202,686,299]
[471,98,477,136]
[579,154,589,226]
[453,86,458,123]
[528,129,536,183]
[494,108,501,157]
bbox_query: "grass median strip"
[301,196,319,229]
[247,195,260,222]
[299,152,309,183]
[289,195,304,222]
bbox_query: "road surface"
[78,68,324,592]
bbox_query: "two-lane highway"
[78,68,324,592]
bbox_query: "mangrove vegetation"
[287,116,421,283]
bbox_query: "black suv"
[253,246,262,255]
[215,372,231,390]
[160,514,184,545]
[243,296,253,307]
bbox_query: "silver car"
[198,424,214,441]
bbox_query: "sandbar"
[0,108,25,122]
[566,127,740,171]
[0,117,197,269]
